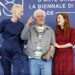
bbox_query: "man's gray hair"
[34,9,46,18]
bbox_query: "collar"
[34,24,50,33]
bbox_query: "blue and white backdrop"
[0,0,75,75]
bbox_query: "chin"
[17,16,21,19]
[58,24,61,26]
[18,17,21,19]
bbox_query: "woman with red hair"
[54,13,75,75]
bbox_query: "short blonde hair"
[11,4,23,12]
[34,9,46,18]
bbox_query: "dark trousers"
[0,48,22,75]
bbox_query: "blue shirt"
[0,19,24,52]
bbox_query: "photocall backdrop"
[0,0,75,74]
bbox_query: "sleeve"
[21,25,31,40]
[49,28,56,58]
[0,20,5,32]
[70,29,75,45]
[49,45,55,58]
[50,28,56,45]
[21,23,24,30]
[19,23,24,40]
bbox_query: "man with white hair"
[21,9,55,75]
[0,4,24,75]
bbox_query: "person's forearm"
[49,45,55,58]
[54,43,60,48]
[54,43,73,48]
[21,25,30,40]
[60,43,73,48]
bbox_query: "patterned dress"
[54,28,75,75]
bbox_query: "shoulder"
[45,25,54,32]
[18,21,24,28]
[18,21,24,26]
[29,25,35,30]
[70,28,75,33]
[68,28,74,32]
[0,19,11,28]
[0,19,9,24]
[70,28,74,31]
[67,28,75,36]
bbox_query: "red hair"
[55,13,71,36]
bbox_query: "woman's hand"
[54,43,61,48]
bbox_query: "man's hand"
[50,45,55,52]
[41,53,51,61]
[26,16,34,26]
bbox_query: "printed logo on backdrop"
[28,0,75,15]
[0,0,24,16]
